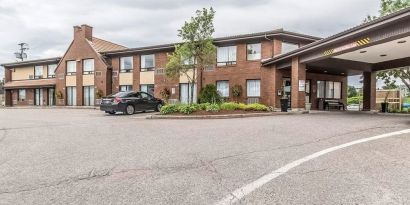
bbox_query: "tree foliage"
[166,8,217,104]
[367,0,410,90]
[347,86,358,98]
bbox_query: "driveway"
[0,109,409,204]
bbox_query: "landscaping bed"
[159,102,270,116]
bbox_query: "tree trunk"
[190,68,196,105]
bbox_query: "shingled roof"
[89,37,127,53]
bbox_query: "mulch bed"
[169,110,267,116]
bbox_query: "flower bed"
[160,102,269,115]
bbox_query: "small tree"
[198,84,222,104]
[366,0,410,90]
[166,8,217,105]
[347,86,358,98]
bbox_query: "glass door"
[283,78,291,108]
[48,88,55,106]
[35,88,43,106]
[67,87,77,106]
[305,80,311,103]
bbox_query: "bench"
[324,99,345,111]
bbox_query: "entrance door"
[48,88,55,106]
[283,78,291,108]
[67,87,77,106]
[179,83,197,104]
[305,80,311,103]
[83,86,95,106]
[35,88,43,106]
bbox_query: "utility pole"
[14,43,29,61]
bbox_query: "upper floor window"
[141,54,155,71]
[34,66,43,79]
[66,61,76,75]
[83,59,94,74]
[120,56,133,73]
[217,46,236,66]
[281,42,299,54]
[47,64,57,78]
[247,43,261,60]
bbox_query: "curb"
[146,111,308,120]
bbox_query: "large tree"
[367,0,410,90]
[166,8,217,105]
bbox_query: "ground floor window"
[246,80,261,97]
[180,83,197,104]
[34,88,43,106]
[216,81,229,97]
[67,86,76,106]
[83,86,95,106]
[140,84,154,96]
[120,85,133,92]
[18,89,26,101]
[48,88,55,106]
[317,81,342,99]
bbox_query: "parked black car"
[100,91,164,115]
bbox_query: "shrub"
[238,103,247,110]
[199,84,223,104]
[160,88,171,102]
[178,104,197,115]
[160,104,179,115]
[205,104,220,112]
[194,103,210,111]
[244,103,269,111]
[347,96,362,105]
[220,102,240,111]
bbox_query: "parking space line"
[214,129,410,205]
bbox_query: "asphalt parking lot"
[0,109,409,205]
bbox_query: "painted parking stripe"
[215,129,410,205]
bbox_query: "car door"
[130,92,144,111]
[139,92,151,110]
[145,92,157,110]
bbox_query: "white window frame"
[66,61,76,75]
[34,66,43,79]
[247,43,261,60]
[247,79,261,97]
[83,59,95,74]
[47,64,57,78]
[119,85,133,92]
[120,56,133,73]
[141,54,155,71]
[216,81,229,98]
[217,46,237,66]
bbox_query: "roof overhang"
[262,7,410,69]
[3,78,56,89]
[1,57,61,68]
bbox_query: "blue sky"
[0,0,381,85]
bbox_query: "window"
[48,88,55,106]
[18,89,26,101]
[120,85,133,92]
[217,81,229,97]
[180,83,197,104]
[120,56,133,73]
[67,87,77,106]
[66,61,76,75]
[48,64,57,78]
[141,54,155,71]
[247,43,261,60]
[140,84,154,96]
[83,59,94,74]
[317,81,342,99]
[217,46,237,66]
[281,42,299,54]
[317,81,325,98]
[34,66,43,79]
[182,57,196,65]
[83,86,95,106]
[247,80,261,97]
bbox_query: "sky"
[0,0,381,86]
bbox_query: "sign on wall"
[299,80,305,92]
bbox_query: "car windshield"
[109,92,132,97]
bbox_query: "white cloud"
[0,0,380,80]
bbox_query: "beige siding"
[82,75,94,86]
[43,66,48,78]
[11,66,34,80]
[140,71,154,84]
[119,73,133,85]
[179,70,194,83]
[65,75,76,86]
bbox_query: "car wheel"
[125,105,135,115]
[155,103,163,112]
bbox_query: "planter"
[280,98,289,112]
[381,102,389,113]
[305,102,312,111]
